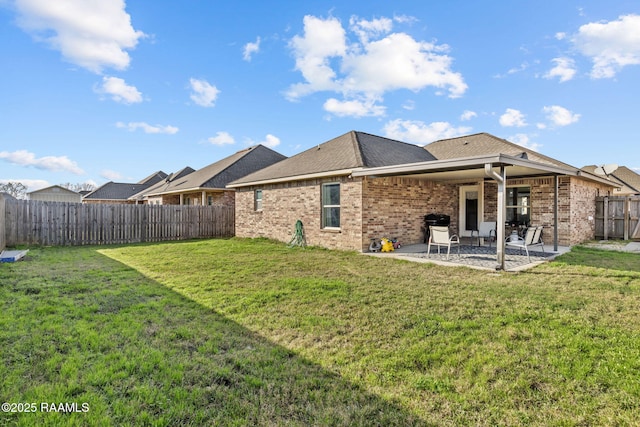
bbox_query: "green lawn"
[1,239,639,426]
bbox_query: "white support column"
[202,191,206,206]
[485,164,506,270]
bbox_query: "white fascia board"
[227,168,362,188]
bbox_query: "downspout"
[485,163,506,270]
[554,175,559,251]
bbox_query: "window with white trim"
[506,186,530,226]
[254,189,263,211]
[321,183,340,228]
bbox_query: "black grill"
[423,213,450,243]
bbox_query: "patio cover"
[352,153,616,270]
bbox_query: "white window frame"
[321,182,340,229]
[254,189,263,211]
[506,186,530,226]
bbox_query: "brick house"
[83,171,168,204]
[133,145,286,206]
[228,131,617,267]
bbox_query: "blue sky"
[1,0,639,192]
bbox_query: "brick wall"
[482,176,611,246]
[235,176,363,251]
[235,174,612,251]
[236,175,458,252]
[361,177,457,250]
[566,177,610,244]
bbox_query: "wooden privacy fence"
[0,195,6,252]
[595,196,640,240]
[3,199,235,246]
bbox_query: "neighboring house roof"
[84,182,157,201]
[129,166,196,201]
[137,170,169,186]
[147,144,287,196]
[28,185,79,196]
[229,131,436,187]
[425,132,579,169]
[582,165,640,194]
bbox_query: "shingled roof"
[129,166,196,201]
[424,133,574,169]
[582,165,640,194]
[83,170,169,202]
[84,182,157,201]
[229,131,436,186]
[147,144,286,196]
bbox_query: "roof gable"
[137,170,168,185]
[612,166,640,192]
[424,133,574,169]
[230,131,436,186]
[582,165,640,193]
[28,185,79,196]
[149,145,286,195]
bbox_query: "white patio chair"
[505,226,544,262]
[427,226,460,260]
[471,221,496,247]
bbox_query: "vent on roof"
[520,152,528,159]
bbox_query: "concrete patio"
[365,239,571,272]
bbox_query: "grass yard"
[1,239,639,426]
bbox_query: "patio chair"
[427,226,460,260]
[505,226,544,262]
[471,221,496,247]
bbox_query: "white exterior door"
[459,184,483,237]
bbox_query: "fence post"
[624,197,630,241]
[603,196,609,241]
[0,194,5,252]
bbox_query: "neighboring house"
[83,171,168,204]
[129,166,196,204]
[138,145,286,206]
[581,165,640,195]
[28,185,82,203]
[228,131,617,267]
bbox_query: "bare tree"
[59,182,97,193]
[0,181,28,199]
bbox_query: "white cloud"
[0,149,84,174]
[14,0,145,73]
[95,76,142,104]
[509,134,542,152]
[383,119,471,145]
[286,14,467,117]
[247,134,280,148]
[116,122,179,134]
[189,78,220,107]
[349,16,393,43]
[402,100,415,111]
[572,14,640,78]
[208,131,235,146]
[555,32,567,40]
[543,57,576,82]
[323,97,385,117]
[499,108,527,127]
[542,105,580,127]
[101,169,124,180]
[287,15,346,99]
[460,110,477,121]
[243,37,261,61]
